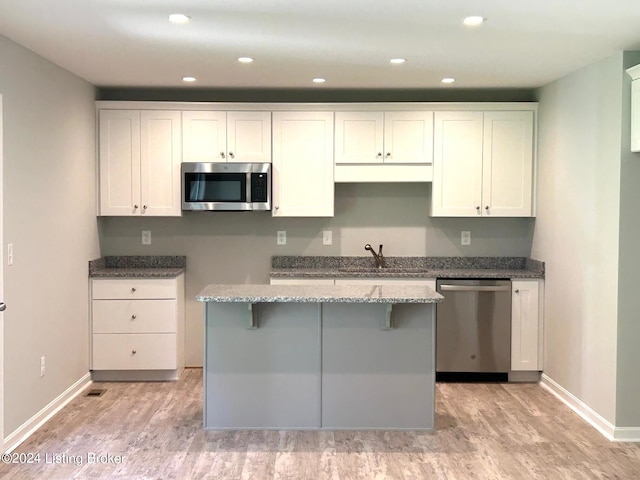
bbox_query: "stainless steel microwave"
[181,162,271,211]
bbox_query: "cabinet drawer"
[92,278,177,300]
[92,334,177,370]
[93,299,176,333]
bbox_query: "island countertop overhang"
[196,284,443,304]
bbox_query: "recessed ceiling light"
[441,77,456,84]
[237,57,254,63]
[182,76,196,83]
[168,14,191,24]
[390,58,406,64]
[463,16,486,26]
[312,78,326,84]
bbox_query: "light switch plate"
[322,230,332,246]
[277,230,287,245]
[461,231,471,246]
[7,243,13,266]
[142,230,151,245]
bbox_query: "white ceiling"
[1,0,640,90]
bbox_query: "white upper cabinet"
[431,110,534,217]
[335,111,433,164]
[432,111,484,217]
[99,109,181,216]
[627,64,640,152]
[182,111,271,163]
[272,111,334,217]
[181,111,226,163]
[99,110,141,216]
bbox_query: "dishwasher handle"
[439,285,511,292]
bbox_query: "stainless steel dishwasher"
[436,279,511,376]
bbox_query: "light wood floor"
[1,368,639,479]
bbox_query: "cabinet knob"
[377,152,383,158]
[229,152,235,159]
[485,206,490,210]
[131,287,136,293]
[132,350,137,355]
[143,205,147,210]
[131,314,137,319]
[133,204,139,210]
[476,206,481,211]
[515,289,520,294]
[385,152,391,158]
[220,152,226,159]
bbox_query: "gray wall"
[615,51,640,427]
[533,53,624,424]
[99,183,534,366]
[0,35,100,434]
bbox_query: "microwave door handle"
[246,171,252,206]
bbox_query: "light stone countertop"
[269,256,545,280]
[89,255,186,278]
[197,284,443,304]
[269,267,542,279]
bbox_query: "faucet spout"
[364,243,385,268]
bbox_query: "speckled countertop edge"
[197,284,443,303]
[89,256,186,278]
[270,256,544,279]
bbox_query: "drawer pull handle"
[131,287,136,293]
[132,350,137,355]
[131,314,137,319]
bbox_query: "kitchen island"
[197,284,443,430]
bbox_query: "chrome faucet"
[364,244,385,269]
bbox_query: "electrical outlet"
[40,356,45,377]
[461,231,471,246]
[277,230,287,245]
[142,230,151,245]
[322,230,333,246]
[7,243,13,266]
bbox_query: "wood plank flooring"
[1,368,639,479]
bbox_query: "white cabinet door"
[272,111,334,217]
[182,111,227,162]
[140,111,182,216]
[335,112,384,164]
[630,73,640,152]
[511,279,542,371]
[99,110,181,216]
[226,111,272,163]
[432,110,534,217]
[432,111,483,216]
[99,110,141,216]
[383,111,433,164]
[482,111,534,217]
[334,111,433,165]
[183,111,271,163]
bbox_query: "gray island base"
[197,284,443,430]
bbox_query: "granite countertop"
[197,284,443,304]
[270,256,544,280]
[89,256,186,278]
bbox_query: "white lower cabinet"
[90,274,185,380]
[511,279,544,371]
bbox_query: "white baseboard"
[3,373,92,453]
[541,374,640,442]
